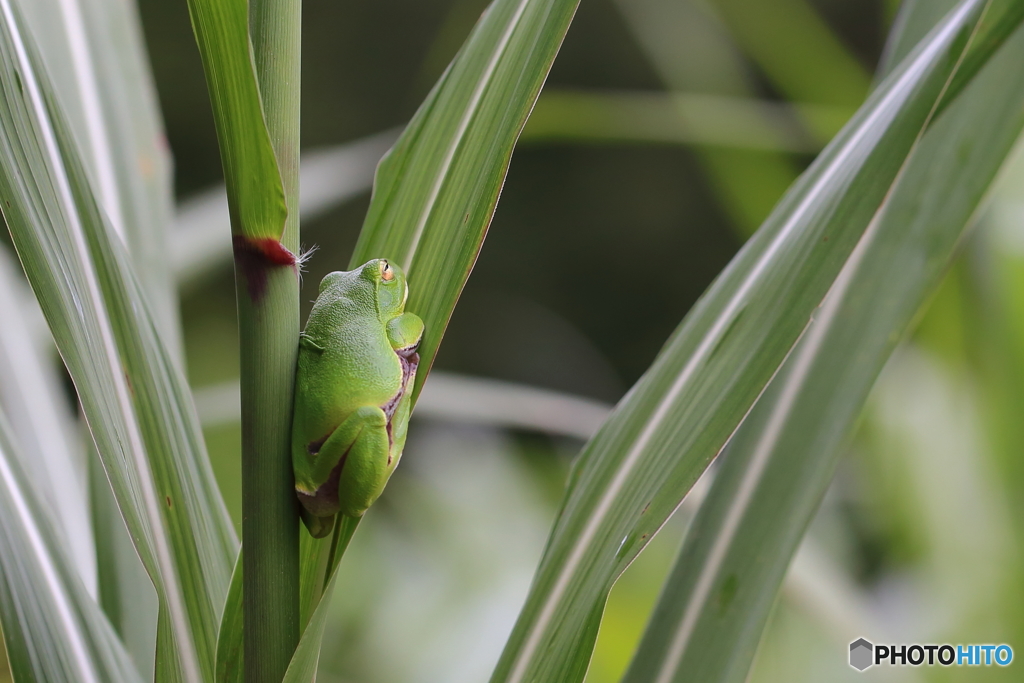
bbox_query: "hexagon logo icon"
[850,638,874,671]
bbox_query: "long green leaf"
[621,13,1024,683]
[0,2,236,680]
[184,0,285,241]
[213,556,243,683]
[488,2,1023,681]
[0,410,142,683]
[10,0,181,663]
[19,0,179,349]
[15,0,175,667]
[351,0,581,400]
[0,249,93,594]
[705,0,870,108]
[89,442,159,681]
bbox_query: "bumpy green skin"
[291,259,423,538]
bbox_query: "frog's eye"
[380,260,394,282]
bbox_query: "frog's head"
[316,259,409,320]
[362,258,408,320]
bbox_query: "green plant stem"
[240,0,302,681]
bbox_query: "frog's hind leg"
[296,406,390,526]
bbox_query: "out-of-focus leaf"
[621,16,1024,683]
[613,0,805,236]
[488,2,1023,682]
[214,555,242,683]
[0,410,143,683]
[193,372,611,439]
[0,2,236,680]
[350,0,580,401]
[0,249,93,594]
[184,0,285,241]
[12,0,179,662]
[90,443,159,680]
[6,0,179,660]
[935,0,1024,114]
[706,0,871,108]
[521,90,848,152]
[879,0,960,78]
[19,0,179,349]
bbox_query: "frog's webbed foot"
[297,451,345,517]
[297,455,346,537]
[300,507,335,539]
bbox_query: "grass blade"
[0,250,93,594]
[214,555,243,683]
[879,0,960,78]
[8,2,176,661]
[19,0,179,348]
[71,0,179,348]
[0,2,236,679]
[487,2,1023,682]
[0,410,142,683]
[621,17,1024,683]
[89,443,159,680]
[351,0,581,400]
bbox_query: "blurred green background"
[50,0,1015,681]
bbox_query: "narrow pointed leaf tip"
[185,0,287,240]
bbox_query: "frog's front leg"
[295,405,390,538]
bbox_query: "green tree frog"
[291,259,423,538]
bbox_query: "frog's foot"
[299,506,336,539]
[297,457,341,538]
[296,454,345,518]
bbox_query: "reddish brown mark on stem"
[232,235,297,300]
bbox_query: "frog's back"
[292,274,404,447]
